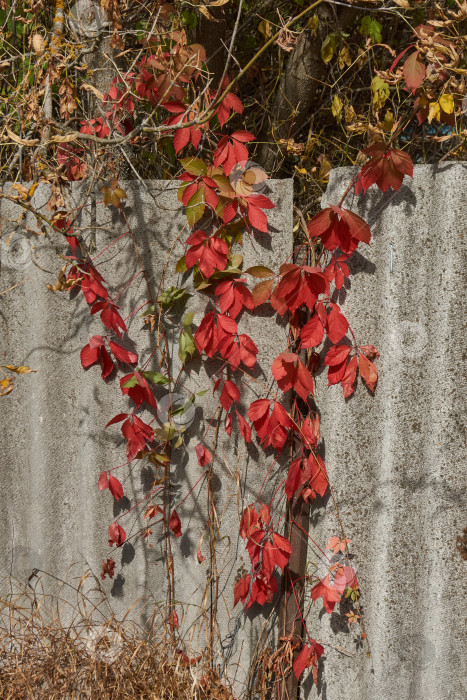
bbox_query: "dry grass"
[0,571,237,700]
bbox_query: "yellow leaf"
[0,378,14,396]
[371,76,390,112]
[428,101,441,123]
[199,6,218,21]
[381,110,394,132]
[338,46,352,71]
[439,93,454,114]
[258,19,271,40]
[345,105,356,123]
[2,365,36,374]
[80,83,105,101]
[307,15,319,35]
[5,127,39,146]
[331,95,343,120]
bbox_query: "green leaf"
[229,254,243,269]
[140,304,156,317]
[181,9,197,28]
[150,453,170,465]
[186,188,205,227]
[142,371,170,385]
[171,395,195,416]
[155,423,178,441]
[122,376,139,388]
[157,286,190,307]
[321,33,339,63]
[371,76,390,111]
[179,328,196,363]
[245,265,274,278]
[360,16,382,44]
[179,157,207,176]
[175,256,187,273]
[183,312,194,326]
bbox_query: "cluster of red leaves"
[284,453,328,503]
[325,344,380,398]
[195,311,258,370]
[234,504,291,610]
[81,335,137,380]
[355,144,413,194]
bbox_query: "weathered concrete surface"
[0,179,292,694]
[304,163,466,700]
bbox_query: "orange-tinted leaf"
[359,353,378,392]
[169,509,182,537]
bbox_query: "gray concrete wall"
[0,179,292,694]
[1,163,466,699]
[305,163,466,700]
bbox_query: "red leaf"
[100,346,114,380]
[80,343,101,369]
[326,304,349,344]
[91,300,127,338]
[195,311,218,357]
[325,344,351,366]
[169,509,182,538]
[272,352,314,400]
[108,522,126,547]
[293,645,311,681]
[120,372,157,409]
[247,201,268,232]
[169,610,179,630]
[236,410,252,443]
[197,548,205,563]
[308,454,329,498]
[285,458,302,500]
[195,443,211,467]
[359,352,378,392]
[108,341,138,365]
[238,334,258,368]
[108,474,124,501]
[355,144,413,194]
[100,558,116,581]
[105,413,128,428]
[121,414,154,461]
[293,641,324,683]
[403,50,426,93]
[234,574,250,607]
[220,379,240,412]
[308,207,370,256]
[98,471,109,490]
[311,575,342,613]
[301,314,325,348]
[185,231,229,278]
[341,354,358,398]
